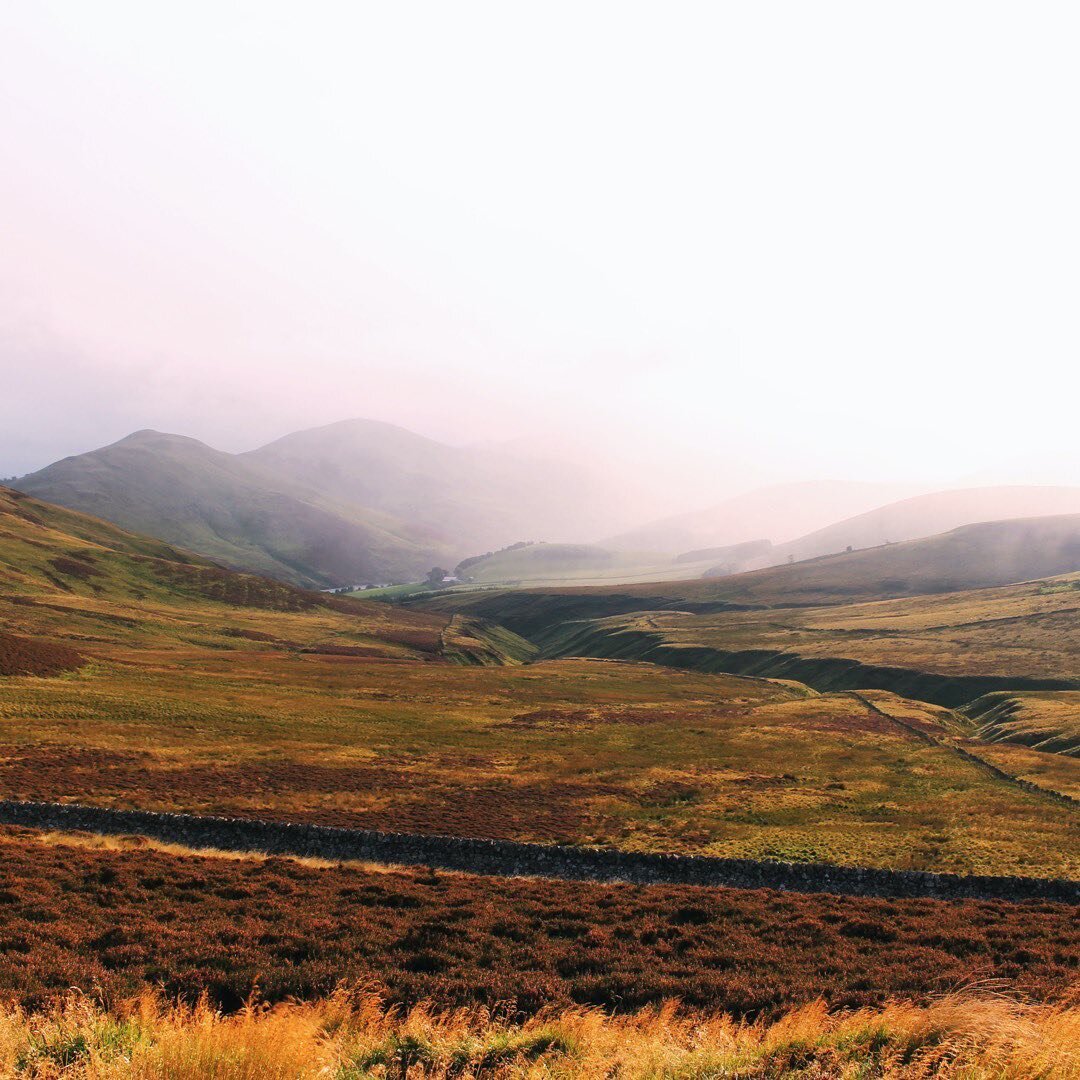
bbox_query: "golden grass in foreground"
[0,990,1076,1079]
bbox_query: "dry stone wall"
[0,800,1076,904]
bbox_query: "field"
[5,653,1080,874]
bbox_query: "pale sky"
[2,2,1079,503]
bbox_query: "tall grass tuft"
[0,987,1073,1077]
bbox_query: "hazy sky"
[2,2,1079,500]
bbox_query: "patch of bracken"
[47,557,102,581]
[0,633,86,677]
[220,628,280,642]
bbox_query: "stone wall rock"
[0,800,1075,904]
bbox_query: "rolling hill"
[0,483,531,669]
[775,485,1080,563]
[10,429,445,588]
[11,420,626,588]
[413,514,1080,710]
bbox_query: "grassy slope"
[0,484,526,666]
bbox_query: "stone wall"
[0,800,1076,904]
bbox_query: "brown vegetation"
[0,632,85,677]
[0,829,1074,1016]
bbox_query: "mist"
[3,1,1080,523]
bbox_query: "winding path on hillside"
[0,798,1076,905]
[846,691,1080,809]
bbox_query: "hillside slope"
[0,485,529,667]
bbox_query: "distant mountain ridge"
[11,420,626,588]
[604,481,922,553]
[773,486,1080,565]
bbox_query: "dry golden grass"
[28,829,404,874]
[530,576,1080,682]
[0,988,1075,1078]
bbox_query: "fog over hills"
[773,486,1080,566]
[705,513,1080,605]
[605,481,923,554]
[11,420,629,588]
[17,420,1080,593]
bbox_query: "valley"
[0,480,1077,1074]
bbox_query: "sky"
[2,1,1079,506]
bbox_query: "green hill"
[13,421,626,589]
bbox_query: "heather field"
[0,828,1076,1016]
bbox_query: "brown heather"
[0,632,85,678]
[0,830,1075,1017]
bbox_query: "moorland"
[1,486,1077,876]
[1,482,1078,1075]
